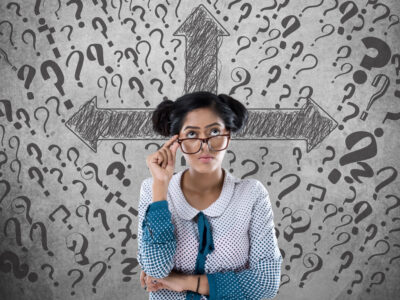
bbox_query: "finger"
[140,272,146,288]
[171,139,180,156]
[160,149,168,168]
[142,276,147,288]
[146,278,158,291]
[163,148,170,168]
[151,152,163,165]
[155,151,165,167]
[165,147,173,166]
[154,282,163,291]
[145,278,151,291]
[162,134,179,149]
[146,276,155,286]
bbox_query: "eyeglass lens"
[181,136,228,154]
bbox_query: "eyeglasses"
[177,133,231,154]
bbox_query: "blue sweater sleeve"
[136,178,177,279]
[206,181,283,299]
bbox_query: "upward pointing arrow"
[173,4,229,94]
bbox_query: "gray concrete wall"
[0,0,399,299]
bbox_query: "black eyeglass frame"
[177,133,231,154]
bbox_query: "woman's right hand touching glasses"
[146,134,180,186]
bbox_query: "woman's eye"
[187,131,197,137]
[186,128,220,137]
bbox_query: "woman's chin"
[193,162,219,172]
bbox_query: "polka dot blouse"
[137,168,283,299]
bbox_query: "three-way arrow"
[66,4,338,153]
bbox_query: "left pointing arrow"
[65,96,158,152]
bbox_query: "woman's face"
[178,107,230,173]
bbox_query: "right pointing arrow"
[235,97,338,152]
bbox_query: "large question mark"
[360,74,390,121]
[283,209,310,241]
[240,159,259,179]
[89,261,108,293]
[229,67,251,95]
[65,233,90,265]
[293,54,318,79]
[328,129,380,184]
[299,253,323,288]
[0,250,38,282]
[337,1,359,39]
[372,166,397,200]
[262,65,281,96]
[66,49,85,87]
[332,251,353,282]
[279,15,301,49]
[353,37,391,84]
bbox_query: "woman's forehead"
[182,109,223,126]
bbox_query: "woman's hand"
[154,270,188,293]
[140,269,188,293]
[140,270,163,292]
[146,134,180,184]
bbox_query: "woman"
[137,91,283,299]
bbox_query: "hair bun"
[217,94,231,104]
[152,99,175,136]
[217,93,249,132]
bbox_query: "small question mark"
[259,147,268,165]
[226,150,236,172]
[67,268,84,296]
[292,147,302,171]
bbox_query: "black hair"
[152,91,249,137]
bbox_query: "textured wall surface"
[1,0,400,299]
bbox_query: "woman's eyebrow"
[183,122,221,131]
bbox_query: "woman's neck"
[182,167,225,195]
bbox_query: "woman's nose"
[200,139,211,151]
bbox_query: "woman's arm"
[137,178,177,279]
[184,274,209,295]
[187,181,283,299]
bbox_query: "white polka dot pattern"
[137,168,283,299]
[139,199,177,278]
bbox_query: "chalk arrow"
[173,4,229,94]
[65,96,337,153]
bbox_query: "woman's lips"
[199,157,214,162]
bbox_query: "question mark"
[226,150,236,172]
[360,74,390,121]
[67,268,84,296]
[333,45,352,67]
[292,147,302,171]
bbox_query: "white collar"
[169,168,241,221]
